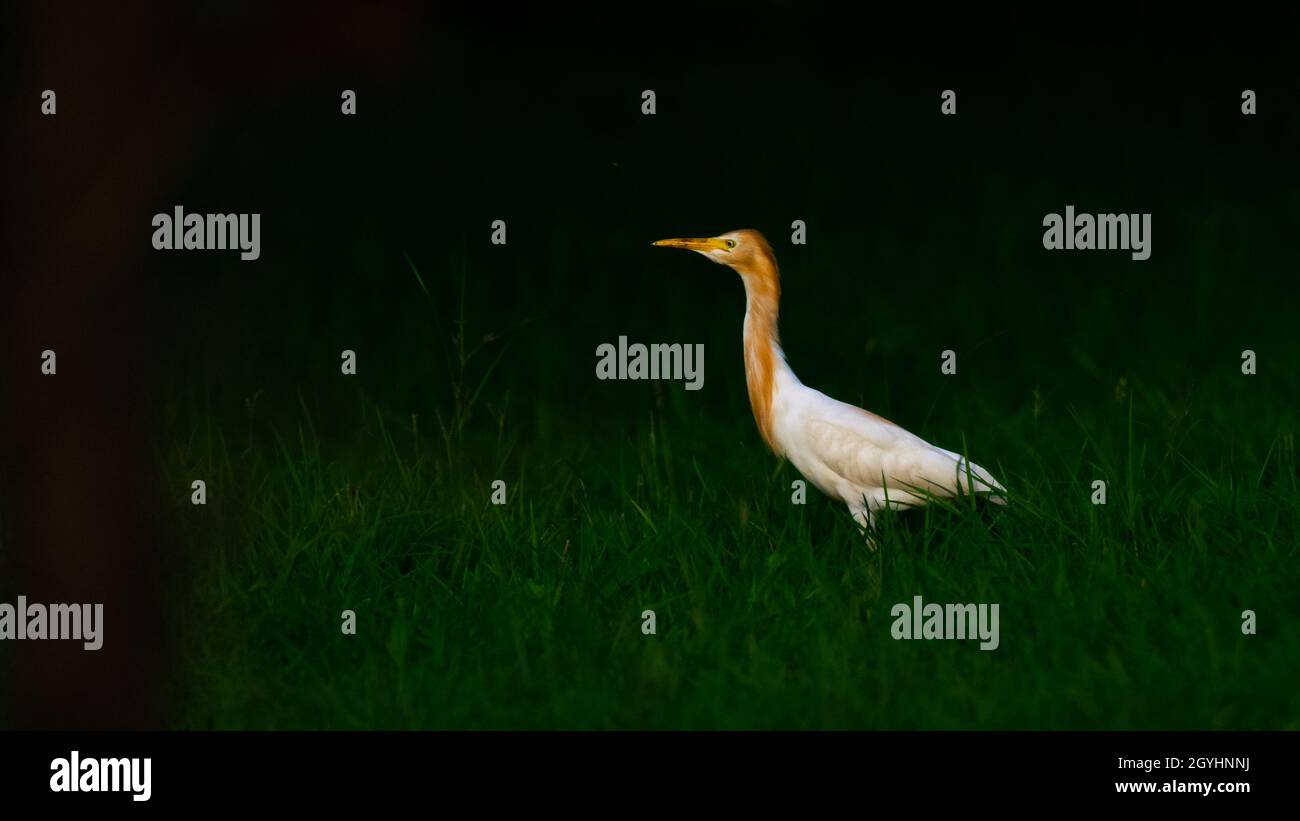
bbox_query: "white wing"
[779,385,1005,511]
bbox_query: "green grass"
[159,263,1300,730]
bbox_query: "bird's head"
[652,229,775,276]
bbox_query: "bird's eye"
[725,240,736,249]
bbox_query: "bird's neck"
[739,255,788,456]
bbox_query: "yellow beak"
[652,236,729,251]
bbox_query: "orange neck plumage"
[738,251,783,455]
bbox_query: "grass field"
[53,29,1294,729]
[5,2,1299,739]
[159,236,1300,729]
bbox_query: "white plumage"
[653,228,1006,535]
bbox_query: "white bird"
[653,229,1006,537]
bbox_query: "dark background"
[2,3,1298,728]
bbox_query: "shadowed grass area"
[159,255,1300,729]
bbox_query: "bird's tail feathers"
[957,458,1008,504]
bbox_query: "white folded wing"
[776,383,1006,514]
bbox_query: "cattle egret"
[652,229,1006,536]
